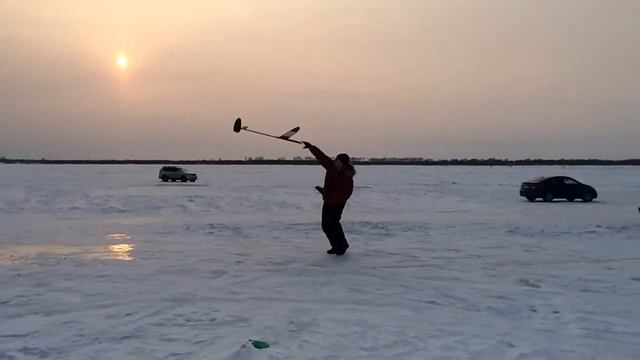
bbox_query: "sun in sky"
[116,53,129,69]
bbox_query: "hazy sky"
[1,0,639,159]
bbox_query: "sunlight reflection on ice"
[107,243,135,261]
[0,233,136,264]
[105,233,132,241]
[105,233,135,261]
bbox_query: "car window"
[547,178,563,186]
[563,179,578,185]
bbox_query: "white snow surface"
[1,164,639,360]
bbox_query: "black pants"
[321,202,349,250]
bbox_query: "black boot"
[335,248,347,256]
[326,248,337,254]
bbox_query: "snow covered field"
[1,164,639,360]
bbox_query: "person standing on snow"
[302,141,355,256]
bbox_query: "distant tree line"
[1,157,640,166]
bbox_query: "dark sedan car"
[520,176,597,202]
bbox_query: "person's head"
[335,153,352,171]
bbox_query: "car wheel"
[181,176,187,182]
[190,179,196,183]
[543,193,554,202]
[171,179,176,182]
[566,197,575,202]
[161,176,168,182]
[526,196,536,202]
[582,193,594,202]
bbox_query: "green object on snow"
[249,339,270,349]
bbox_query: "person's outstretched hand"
[302,141,312,149]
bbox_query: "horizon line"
[2,157,640,166]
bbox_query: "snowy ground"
[1,164,639,360]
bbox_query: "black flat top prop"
[233,118,242,133]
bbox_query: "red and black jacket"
[308,145,354,204]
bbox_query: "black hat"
[336,153,351,165]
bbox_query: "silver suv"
[159,166,197,182]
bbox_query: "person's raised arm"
[302,141,334,170]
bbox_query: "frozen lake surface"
[1,165,639,359]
